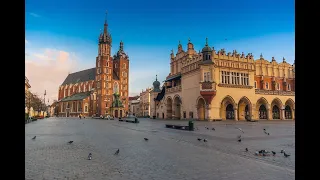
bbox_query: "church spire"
[104,11,108,35]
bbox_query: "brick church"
[57,15,129,118]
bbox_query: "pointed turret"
[99,11,112,45]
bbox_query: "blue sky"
[25,0,295,102]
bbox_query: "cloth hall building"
[149,38,295,121]
[56,17,129,118]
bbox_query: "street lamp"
[43,90,46,117]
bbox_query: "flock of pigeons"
[30,123,291,161]
[31,136,149,160]
[196,125,291,158]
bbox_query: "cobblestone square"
[25,118,295,180]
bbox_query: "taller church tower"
[95,13,113,115]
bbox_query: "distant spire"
[105,10,108,24]
[156,75,158,81]
[119,40,123,51]
[205,37,208,46]
[188,37,191,43]
[103,11,108,35]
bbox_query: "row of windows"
[221,71,249,86]
[254,81,292,91]
[63,85,92,97]
[97,61,127,69]
[96,68,128,77]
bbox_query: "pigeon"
[267,133,270,135]
[32,136,36,140]
[263,128,266,131]
[280,150,284,153]
[245,148,248,152]
[284,152,290,157]
[272,151,276,156]
[144,138,149,141]
[236,127,244,133]
[68,141,73,144]
[203,139,207,142]
[88,153,92,160]
[212,127,215,131]
[238,139,241,142]
[206,127,209,130]
[197,138,202,141]
[114,149,120,155]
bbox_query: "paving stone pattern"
[26,118,295,180]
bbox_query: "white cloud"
[25,39,28,44]
[29,13,40,18]
[25,48,91,104]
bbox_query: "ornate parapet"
[200,82,216,91]
[255,89,295,96]
[218,84,253,89]
[166,85,182,93]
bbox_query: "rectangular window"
[241,73,244,85]
[183,111,186,119]
[221,71,224,83]
[236,73,239,85]
[204,72,207,82]
[226,72,230,84]
[231,72,234,84]
[254,81,257,89]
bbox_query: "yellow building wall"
[181,71,200,118]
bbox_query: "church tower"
[95,12,113,115]
[113,40,130,114]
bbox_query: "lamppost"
[43,90,46,117]
[47,99,49,117]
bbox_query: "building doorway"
[197,98,205,120]
[226,104,234,120]
[115,110,118,118]
[259,105,267,119]
[285,105,292,119]
[272,105,280,119]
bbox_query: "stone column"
[281,106,285,120]
[234,107,238,121]
[206,104,211,121]
[251,105,256,121]
[267,104,271,120]
[292,109,295,120]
